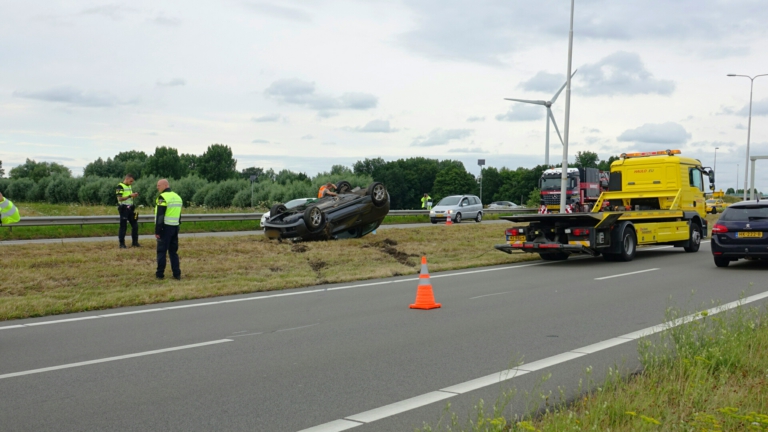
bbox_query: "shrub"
[7,178,35,201]
[99,177,122,206]
[204,179,248,208]
[78,177,119,205]
[28,177,52,202]
[175,176,209,206]
[46,176,83,204]
[132,175,160,207]
[192,183,217,207]
[232,188,254,208]
[0,178,10,196]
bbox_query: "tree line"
[0,150,620,209]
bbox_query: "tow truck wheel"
[684,223,702,253]
[617,227,637,262]
[539,252,569,261]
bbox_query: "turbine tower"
[505,70,577,165]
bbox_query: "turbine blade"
[550,69,578,104]
[548,109,565,146]
[504,98,548,105]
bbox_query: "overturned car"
[262,181,389,241]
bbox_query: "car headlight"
[447,209,453,214]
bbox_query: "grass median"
[0,223,534,321]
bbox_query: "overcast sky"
[3,0,768,191]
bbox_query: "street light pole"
[727,73,768,200]
[559,0,576,213]
[714,147,719,190]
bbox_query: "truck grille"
[543,194,560,205]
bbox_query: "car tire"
[684,223,702,253]
[714,257,730,267]
[367,182,388,207]
[303,205,326,233]
[475,212,482,223]
[335,181,352,194]
[617,227,637,262]
[430,218,438,224]
[539,252,569,261]
[270,204,287,217]
[455,213,462,223]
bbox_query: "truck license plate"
[507,235,526,242]
[737,232,763,238]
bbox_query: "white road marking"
[0,339,233,380]
[302,288,768,431]
[297,419,362,432]
[276,323,319,332]
[470,291,513,300]
[229,332,264,338]
[594,268,659,280]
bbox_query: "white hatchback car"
[260,198,315,229]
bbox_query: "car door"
[459,197,470,217]
[472,196,482,216]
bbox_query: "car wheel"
[270,204,287,217]
[617,227,637,262]
[539,252,569,261]
[336,181,352,194]
[684,223,702,253]
[454,213,462,223]
[714,257,730,267]
[367,182,388,207]
[475,212,482,223]
[303,205,326,233]
[430,218,438,224]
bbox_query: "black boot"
[119,243,127,249]
[131,242,141,247]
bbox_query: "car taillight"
[712,224,728,234]
[506,228,525,236]
[573,228,590,236]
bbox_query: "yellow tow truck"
[495,149,714,262]
[705,190,728,214]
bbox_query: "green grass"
[419,302,768,432]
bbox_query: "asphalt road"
[1,241,766,431]
[0,220,507,246]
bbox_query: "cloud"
[252,139,270,143]
[13,86,125,107]
[735,123,746,130]
[81,4,137,20]
[579,51,675,96]
[466,116,485,122]
[581,127,601,133]
[617,122,691,144]
[495,104,544,122]
[243,2,312,22]
[157,78,186,87]
[264,78,377,111]
[448,147,488,153]
[252,113,284,122]
[316,111,338,119]
[411,129,473,147]
[151,14,181,26]
[519,71,566,93]
[699,46,750,60]
[300,134,313,140]
[346,119,397,133]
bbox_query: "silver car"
[260,198,315,229]
[488,201,522,209]
[429,195,483,224]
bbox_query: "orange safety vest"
[318,186,327,198]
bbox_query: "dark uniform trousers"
[156,225,180,278]
[118,205,139,245]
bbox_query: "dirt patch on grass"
[308,259,327,272]
[291,244,308,253]
[363,238,417,265]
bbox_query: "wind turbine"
[505,70,577,165]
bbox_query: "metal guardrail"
[4,208,532,228]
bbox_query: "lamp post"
[249,175,257,207]
[736,163,739,195]
[727,73,768,200]
[714,147,719,190]
[478,159,485,205]
[559,0,576,213]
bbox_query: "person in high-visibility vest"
[0,192,21,225]
[421,193,432,210]
[154,179,183,280]
[538,199,548,214]
[318,182,337,198]
[116,174,140,249]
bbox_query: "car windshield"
[720,206,768,221]
[437,197,461,206]
[285,198,308,208]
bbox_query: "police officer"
[0,192,21,225]
[154,179,183,280]
[116,174,140,248]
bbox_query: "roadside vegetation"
[420,302,768,431]
[0,224,537,321]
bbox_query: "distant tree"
[10,159,71,182]
[143,147,184,179]
[114,150,148,164]
[432,164,477,200]
[330,164,353,176]
[479,166,502,205]
[353,157,385,177]
[0,160,4,178]
[726,187,735,194]
[197,144,238,182]
[180,153,198,176]
[240,167,264,180]
[574,151,600,169]
[597,155,620,171]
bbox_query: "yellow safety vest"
[0,197,20,225]
[155,191,183,226]
[117,182,133,206]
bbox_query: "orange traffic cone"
[410,256,442,310]
[445,216,453,226]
